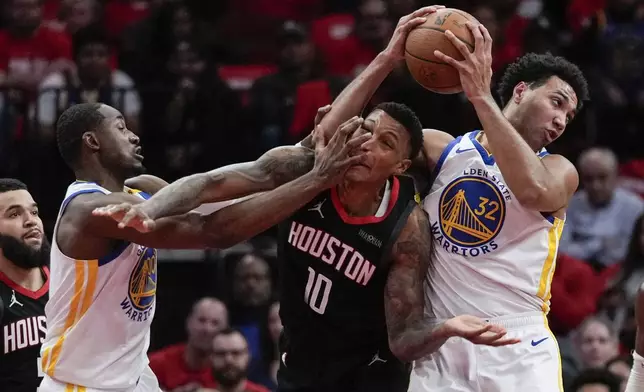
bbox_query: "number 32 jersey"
[423,131,565,320]
[277,175,416,383]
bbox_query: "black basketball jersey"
[277,175,416,384]
[0,267,49,392]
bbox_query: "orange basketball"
[404,8,479,94]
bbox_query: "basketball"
[405,8,479,94]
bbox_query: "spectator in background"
[149,297,229,392]
[203,329,269,392]
[229,253,273,389]
[606,355,633,392]
[561,147,644,268]
[247,21,318,151]
[45,0,99,35]
[37,24,141,139]
[0,0,73,122]
[575,317,621,373]
[569,369,622,392]
[264,301,282,388]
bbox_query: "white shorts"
[38,366,160,392]
[409,312,563,392]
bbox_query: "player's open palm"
[312,116,370,186]
[92,203,156,233]
[383,5,445,62]
[444,315,521,347]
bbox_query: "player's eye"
[9,212,18,218]
[551,98,561,107]
[32,209,39,216]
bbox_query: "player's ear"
[513,82,529,104]
[82,131,100,152]
[395,159,412,175]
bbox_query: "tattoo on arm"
[253,146,315,187]
[385,207,445,362]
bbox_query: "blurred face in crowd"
[345,109,412,184]
[505,76,578,151]
[233,254,272,307]
[577,384,611,392]
[168,41,205,79]
[186,298,229,353]
[62,0,97,34]
[9,0,42,34]
[211,332,250,388]
[356,0,392,46]
[280,38,314,71]
[607,359,631,391]
[578,320,619,369]
[268,302,282,343]
[578,149,618,207]
[0,189,49,269]
[77,42,110,82]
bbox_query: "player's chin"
[345,164,370,181]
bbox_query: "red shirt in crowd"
[0,25,71,78]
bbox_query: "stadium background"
[1,0,644,390]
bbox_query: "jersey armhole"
[431,136,462,184]
[380,200,417,266]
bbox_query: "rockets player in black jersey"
[97,105,520,392]
[0,178,50,391]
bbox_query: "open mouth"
[134,147,144,160]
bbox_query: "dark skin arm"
[124,175,169,195]
[635,285,644,356]
[385,207,519,362]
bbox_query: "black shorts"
[276,354,410,392]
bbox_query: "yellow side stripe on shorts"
[537,218,564,313]
[44,260,98,377]
[64,384,87,392]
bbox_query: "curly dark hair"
[497,52,590,111]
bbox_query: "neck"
[217,382,246,392]
[337,178,388,217]
[183,343,210,370]
[77,72,108,89]
[75,166,125,192]
[0,256,43,291]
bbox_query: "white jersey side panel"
[422,131,564,319]
[41,181,158,390]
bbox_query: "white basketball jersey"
[41,181,159,390]
[422,131,565,319]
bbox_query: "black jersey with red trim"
[0,267,49,391]
[276,175,416,385]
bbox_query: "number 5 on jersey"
[304,267,332,314]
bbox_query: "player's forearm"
[470,95,553,203]
[389,320,449,362]
[204,171,328,249]
[307,53,396,146]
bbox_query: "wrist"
[469,94,496,108]
[375,52,399,71]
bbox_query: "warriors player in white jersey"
[305,11,590,392]
[38,102,370,392]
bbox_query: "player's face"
[345,110,412,184]
[92,104,145,177]
[578,321,618,369]
[211,333,250,387]
[510,76,578,151]
[186,301,228,352]
[0,190,49,269]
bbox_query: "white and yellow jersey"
[40,181,159,391]
[423,131,564,319]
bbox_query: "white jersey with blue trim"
[422,131,564,319]
[41,181,159,391]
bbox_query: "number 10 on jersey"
[305,267,332,314]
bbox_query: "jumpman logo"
[308,199,325,219]
[9,290,23,308]
[368,351,387,366]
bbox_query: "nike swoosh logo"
[455,147,475,153]
[531,337,549,346]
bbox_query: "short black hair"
[213,327,246,342]
[569,369,621,392]
[606,354,634,369]
[497,52,590,111]
[0,179,28,193]
[72,24,110,59]
[373,102,423,159]
[56,103,105,168]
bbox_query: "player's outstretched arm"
[434,22,579,212]
[384,206,519,361]
[300,6,444,149]
[625,285,644,391]
[124,175,169,195]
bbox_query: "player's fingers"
[463,323,494,338]
[411,5,445,18]
[487,337,521,347]
[338,153,367,168]
[444,30,473,60]
[433,50,463,69]
[117,209,139,229]
[485,324,506,334]
[480,24,493,56]
[402,16,428,32]
[329,116,358,144]
[466,22,484,56]
[314,105,332,127]
[335,117,363,145]
[344,133,371,152]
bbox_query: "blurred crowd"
[2,0,644,391]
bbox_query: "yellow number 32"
[474,197,500,220]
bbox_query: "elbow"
[513,181,548,208]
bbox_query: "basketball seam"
[411,26,475,50]
[404,50,448,65]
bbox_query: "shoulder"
[39,71,65,89]
[615,188,644,208]
[111,69,135,87]
[416,129,456,171]
[543,154,579,186]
